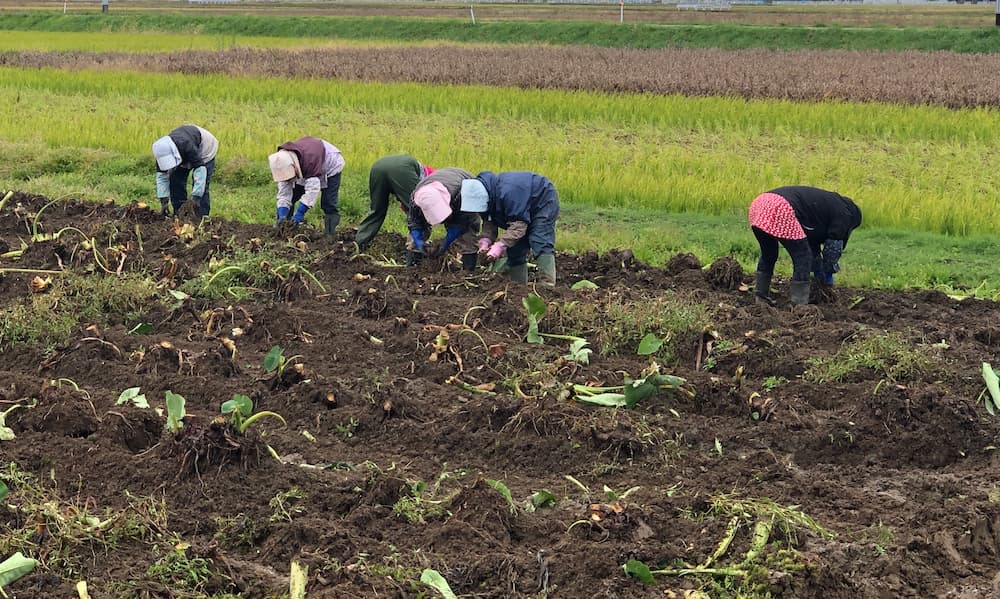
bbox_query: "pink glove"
[477,237,492,253]
[486,241,506,260]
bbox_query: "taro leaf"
[983,363,1000,416]
[128,322,153,335]
[0,481,7,501]
[623,559,656,584]
[637,333,664,356]
[420,568,457,599]
[486,479,518,514]
[623,377,660,408]
[565,338,592,365]
[0,552,39,589]
[528,489,556,511]
[523,293,547,344]
[221,394,253,418]
[264,346,285,372]
[117,387,149,409]
[570,279,599,290]
[574,392,627,407]
[164,390,186,433]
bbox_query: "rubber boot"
[323,213,340,238]
[789,280,811,305]
[461,253,478,272]
[508,263,529,284]
[754,271,775,306]
[535,253,556,288]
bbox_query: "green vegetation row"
[5,11,1000,52]
[5,66,1000,236]
[0,29,364,52]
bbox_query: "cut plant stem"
[0,268,64,274]
[650,566,748,578]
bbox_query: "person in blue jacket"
[460,171,559,287]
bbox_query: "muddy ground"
[2,191,1000,598]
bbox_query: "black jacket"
[770,186,862,250]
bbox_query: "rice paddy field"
[3,3,1000,598]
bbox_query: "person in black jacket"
[749,186,862,305]
[151,125,218,218]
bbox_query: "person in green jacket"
[355,155,434,251]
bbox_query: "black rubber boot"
[535,253,556,287]
[508,263,529,284]
[461,253,478,272]
[754,271,775,305]
[323,213,340,238]
[789,280,811,305]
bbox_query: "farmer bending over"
[356,154,435,251]
[407,167,481,270]
[461,171,560,287]
[268,136,345,237]
[152,124,218,218]
[750,185,862,306]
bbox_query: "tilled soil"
[2,191,1000,598]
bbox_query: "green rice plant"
[5,66,1000,237]
[5,12,1000,53]
[803,330,938,384]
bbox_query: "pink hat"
[412,181,452,225]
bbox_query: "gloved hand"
[814,271,834,286]
[477,237,492,253]
[159,197,170,217]
[410,230,425,252]
[291,203,310,224]
[436,226,463,256]
[192,195,206,218]
[486,241,506,261]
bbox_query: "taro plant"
[220,394,286,434]
[573,362,692,408]
[981,362,1000,416]
[116,387,149,409]
[164,390,186,434]
[0,552,39,589]
[0,401,36,442]
[264,345,303,378]
[524,292,592,364]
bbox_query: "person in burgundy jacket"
[268,136,345,237]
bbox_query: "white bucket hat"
[268,149,301,182]
[152,136,181,171]
[413,181,453,225]
[460,179,488,213]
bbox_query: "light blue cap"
[152,136,181,171]
[460,179,488,212]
